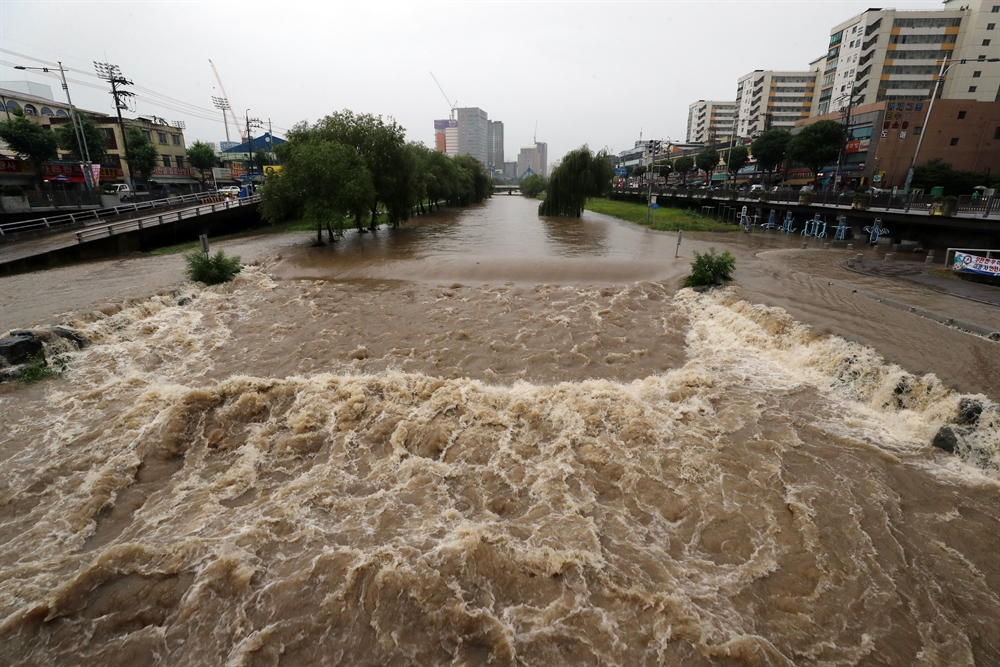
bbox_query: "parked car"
[749,184,764,193]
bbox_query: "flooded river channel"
[1,195,997,666]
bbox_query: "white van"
[749,184,764,193]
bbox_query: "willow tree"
[538,146,614,217]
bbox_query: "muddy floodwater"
[1,196,997,666]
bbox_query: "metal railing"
[0,191,234,238]
[612,187,1000,218]
[74,194,261,243]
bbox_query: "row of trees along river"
[259,111,491,243]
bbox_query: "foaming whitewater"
[1,268,997,666]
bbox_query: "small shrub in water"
[684,247,736,287]
[17,353,67,384]
[184,249,242,285]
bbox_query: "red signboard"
[151,166,191,177]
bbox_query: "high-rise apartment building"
[536,142,547,178]
[487,120,504,174]
[456,107,489,166]
[820,2,998,115]
[686,100,738,144]
[735,68,820,138]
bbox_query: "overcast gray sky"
[2,0,942,163]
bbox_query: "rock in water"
[932,425,959,454]
[956,398,983,426]
[0,332,43,366]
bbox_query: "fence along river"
[0,195,997,666]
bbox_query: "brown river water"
[0,196,997,666]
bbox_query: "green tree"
[260,136,374,244]
[0,107,58,189]
[674,155,695,185]
[452,154,492,206]
[787,120,843,188]
[519,173,548,198]
[254,148,272,167]
[125,127,159,186]
[695,148,720,186]
[750,130,791,187]
[297,111,411,230]
[724,145,750,185]
[54,113,107,165]
[186,141,217,186]
[912,158,991,196]
[538,145,614,217]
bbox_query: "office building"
[487,120,504,175]
[433,119,457,156]
[456,107,489,166]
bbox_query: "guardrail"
[0,191,233,238]
[74,194,261,244]
[614,187,999,218]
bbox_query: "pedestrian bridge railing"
[0,191,236,238]
[74,194,261,244]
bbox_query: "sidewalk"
[845,256,1000,307]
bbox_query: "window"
[950,138,959,146]
[23,104,37,115]
[914,126,923,135]
[973,71,982,78]
[40,107,53,116]
[958,110,967,119]
[55,109,67,117]
[172,134,180,146]
[175,156,184,168]
[142,130,152,141]
[984,39,993,46]
[993,5,1000,12]
[988,23,996,30]
[157,132,167,144]
[162,155,171,167]
[970,86,978,92]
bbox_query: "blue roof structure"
[222,133,285,154]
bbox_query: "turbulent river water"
[1,196,997,666]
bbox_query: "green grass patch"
[584,198,730,232]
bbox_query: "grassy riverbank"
[584,198,731,232]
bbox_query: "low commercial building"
[794,98,1000,190]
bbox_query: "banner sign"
[615,168,627,176]
[212,167,232,180]
[151,166,191,177]
[953,252,1000,277]
[263,165,282,177]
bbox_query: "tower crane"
[208,59,244,141]
[430,71,457,120]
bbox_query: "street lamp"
[903,56,1000,194]
[14,62,94,195]
[212,96,231,144]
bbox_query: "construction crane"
[208,59,244,141]
[430,71,457,120]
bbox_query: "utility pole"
[245,110,263,189]
[94,61,136,190]
[833,87,856,192]
[212,96,231,144]
[14,62,93,195]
